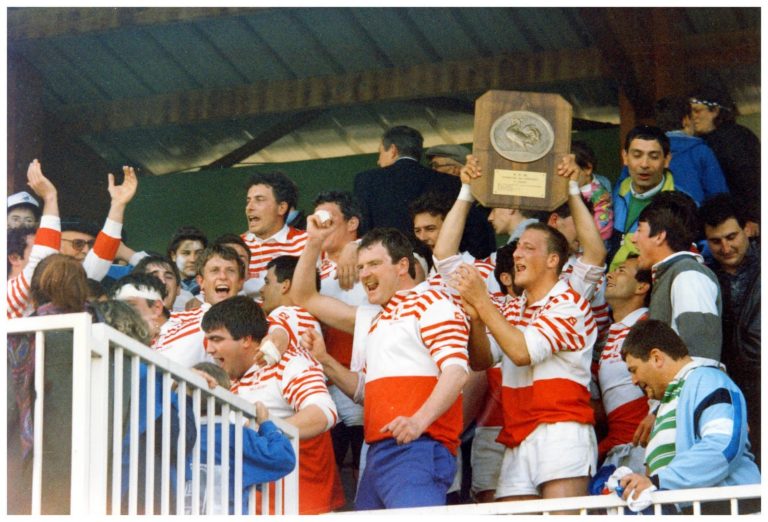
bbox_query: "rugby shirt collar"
[244,223,290,245]
[616,307,649,329]
[523,279,570,308]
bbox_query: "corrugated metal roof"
[8,6,760,174]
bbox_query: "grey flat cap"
[425,144,471,165]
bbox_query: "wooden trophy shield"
[471,90,572,211]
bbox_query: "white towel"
[607,466,658,513]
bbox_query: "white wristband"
[458,184,475,203]
[568,180,581,196]
[260,339,281,366]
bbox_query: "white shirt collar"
[617,307,649,328]
[244,223,290,244]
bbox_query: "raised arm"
[83,166,139,281]
[433,154,481,261]
[290,213,358,333]
[8,160,62,319]
[107,165,139,224]
[556,154,607,267]
[27,159,59,219]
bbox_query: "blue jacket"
[609,172,678,270]
[120,364,197,514]
[186,420,296,514]
[616,132,729,205]
[651,365,760,491]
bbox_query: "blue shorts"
[355,436,455,510]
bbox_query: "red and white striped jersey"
[231,326,342,515]
[598,307,648,414]
[363,283,469,455]
[595,307,649,457]
[493,280,596,448]
[152,303,212,368]
[267,305,324,365]
[7,215,61,319]
[561,255,610,348]
[82,217,123,282]
[241,225,307,296]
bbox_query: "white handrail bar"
[338,483,761,515]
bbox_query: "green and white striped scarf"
[644,361,705,475]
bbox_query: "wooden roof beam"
[57,47,607,135]
[203,110,323,169]
[8,7,265,41]
[578,8,656,121]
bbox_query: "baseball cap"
[8,191,40,210]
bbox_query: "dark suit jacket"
[353,158,496,259]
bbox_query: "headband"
[113,284,163,302]
[689,97,732,112]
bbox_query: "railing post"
[69,313,97,516]
[88,323,111,515]
[31,330,46,515]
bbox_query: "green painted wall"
[123,153,377,253]
[123,129,623,254]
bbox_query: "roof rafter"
[202,110,323,169]
[8,7,264,41]
[58,47,607,135]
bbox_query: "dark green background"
[123,128,621,253]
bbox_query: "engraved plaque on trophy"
[471,90,572,211]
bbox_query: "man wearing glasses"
[60,218,99,261]
[60,166,138,281]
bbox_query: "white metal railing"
[340,484,761,516]
[7,313,300,515]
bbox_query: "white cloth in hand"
[607,466,657,513]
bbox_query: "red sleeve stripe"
[285,376,327,405]
[421,319,467,335]
[34,227,61,249]
[539,316,567,343]
[93,231,120,260]
[7,279,29,318]
[435,352,469,370]
[423,332,469,349]
[291,385,330,409]
[538,329,558,353]
[429,345,469,362]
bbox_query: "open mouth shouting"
[214,282,232,300]
[363,277,378,295]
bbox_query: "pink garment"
[581,179,614,241]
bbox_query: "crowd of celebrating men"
[6,86,761,514]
